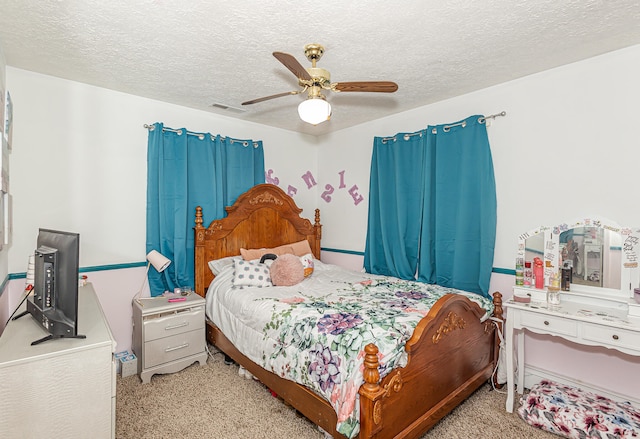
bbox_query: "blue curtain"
[146,123,265,296]
[364,115,496,296]
[364,129,430,279]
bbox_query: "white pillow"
[300,253,314,277]
[232,259,272,288]
[208,256,239,276]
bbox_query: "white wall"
[6,68,320,273]
[3,68,320,350]
[317,44,640,400]
[317,44,640,266]
[0,45,9,330]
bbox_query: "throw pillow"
[232,259,272,288]
[270,253,305,286]
[299,253,314,277]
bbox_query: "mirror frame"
[517,217,640,302]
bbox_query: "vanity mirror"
[517,217,640,301]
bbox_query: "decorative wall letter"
[348,185,364,206]
[338,170,346,189]
[301,171,317,189]
[265,169,280,185]
[287,185,298,197]
[321,184,334,203]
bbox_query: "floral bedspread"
[206,260,494,438]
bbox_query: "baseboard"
[523,365,640,406]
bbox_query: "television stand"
[11,309,86,345]
[31,333,86,346]
[0,283,116,438]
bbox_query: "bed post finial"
[195,206,203,229]
[314,208,322,258]
[492,291,503,322]
[359,343,385,437]
[361,343,380,391]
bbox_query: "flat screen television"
[20,229,85,345]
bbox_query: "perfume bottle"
[547,271,561,308]
[561,265,572,291]
[523,261,533,287]
[515,257,524,286]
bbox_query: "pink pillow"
[240,245,294,261]
[270,254,305,286]
[289,239,313,257]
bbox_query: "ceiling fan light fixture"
[298,97,331,125]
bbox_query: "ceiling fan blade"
[273,52,312,81]
[333,81,398,93]
[241,90,302,106]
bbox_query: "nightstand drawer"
[143,307,205,341]
[144,329,205,368]
[583,324,640,351]
[520,312,578,337]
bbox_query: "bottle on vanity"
[515,258,524,286]
[523,261,533,287]
[561,263,572,291]
[533,257,544,289]
[547,271,561,308]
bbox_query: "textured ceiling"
[1,0,640,136]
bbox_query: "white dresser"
[0,283,116,438]
[505,287,640,412]
[132,293,207,383]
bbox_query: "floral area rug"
[518,379,640,438]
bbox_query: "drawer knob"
[612,334,619,340]
[544,320,549,325]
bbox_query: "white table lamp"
[133,250,171,302]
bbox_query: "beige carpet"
[116,348,556,439]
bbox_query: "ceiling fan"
[241,44,399,125]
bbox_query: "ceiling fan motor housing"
[304,67,331,88]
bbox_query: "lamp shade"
[147,250,171,272]
[298,98,331,125]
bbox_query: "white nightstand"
[132,293,207,383]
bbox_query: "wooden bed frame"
[194,183,503,439]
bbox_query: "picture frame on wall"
[4,90,12,149]
[0,190,5,251]
[3,192,11,246]
[0,85,4,137]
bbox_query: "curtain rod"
[381,111,507,143]
[143,123,260,148]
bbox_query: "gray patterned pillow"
[232,259,272,288]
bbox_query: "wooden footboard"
[206,291,503,439]
[358,292,503,438]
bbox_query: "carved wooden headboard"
[194,184,321,297]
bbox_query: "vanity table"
[507,216,640,412]
[504,287,640,412]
